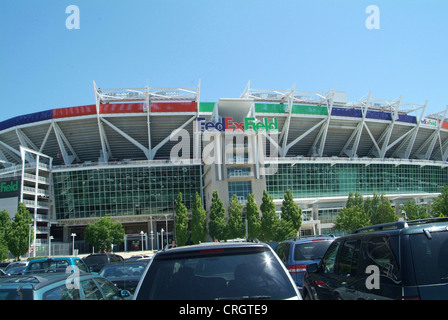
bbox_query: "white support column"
[318,88,336,157]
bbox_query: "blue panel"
[0,110,53,131]
[331,107,362,118]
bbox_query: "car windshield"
[293,240,333,261]
[100,263,146,279]
[136,246,297,300]
[410,230,448,285]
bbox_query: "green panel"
[292,104,328,116]
[199,102,215,112]
[254,103,286,113]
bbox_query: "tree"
[273,218,296,242]
[0,210,11,262]
[174,192,189,246]
[227,194,245,239]
[6,203,33,261]
[334,206,370,234]
[208,191,227,241]
[260,190,278,241]
[191,192,207,244]
[431,185,448,217]
[84,216,125,253]
[280,189,302,234]
[244,193,261,239]
[346,191,364,209]
[369,193,398,225]
[401,200,428,221]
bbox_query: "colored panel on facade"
[331,107,363,118]
[397,114,417,124]
[441,121,448,130]
[199,102,215,112]
[365,110,392,121]
[255,103,287,113]
[100,103,145,114]
[53,105,97,118]
[0,110,53,131]
[150,102,197,113]
[292,105,328,116]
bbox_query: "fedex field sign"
[197,117,278,132]
[170,116,279,176]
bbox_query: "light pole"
[49,235,54,257]
[161,228,164,250]
[150,230,154,251]
[71,233,77,256]
[140,231,144,253]
[28,224,32,258]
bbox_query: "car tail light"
[314,280,326,287]
[311,238,325,241]
[287,264,307,273]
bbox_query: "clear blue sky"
[1,0,447,120]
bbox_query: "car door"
[309,240,342,300]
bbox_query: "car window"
[81,279,104,300]
[337,240,358,276]
[43,285,81,300]
[321,241,341,274]
[94,277,122,300]
[75,259,89,272]
[275,243,290,264]
[136,248,297,300]
[293,241,333,261]
[364,236,398,281]
[410,230,448,285]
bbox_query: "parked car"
[3,266,26,276]
[25,257,89,274]
[99,261,148,294]
[303,218,448,300]
[4,262,27,272]
[83,253,124,273]
[0,272,131,300]
[275,235,335,290]
[134,242,301,300]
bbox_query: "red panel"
[53,105,97,119]
[99,103,145,114]
[441,120,448,130]
[150,102,197,113]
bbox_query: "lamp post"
[71,233,77,256]
[140,231,144,253]
[150,230,154,251]
[49,235,54,257]
[28,224,32,258]
[161,228,164,250]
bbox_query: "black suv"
[303,218,448,300]
[134,242,301,300]
[83,253,124,273]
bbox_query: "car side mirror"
[306,263,319,273]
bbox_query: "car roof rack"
[286,234,336,241]
[353,217,448,234]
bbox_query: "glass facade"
[266,163,448,199]
[53,165,202,220]
[228,181,252,202]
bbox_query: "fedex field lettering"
[197,117,278,132]
[0,181,19,193]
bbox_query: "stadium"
[0,80,447,255]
